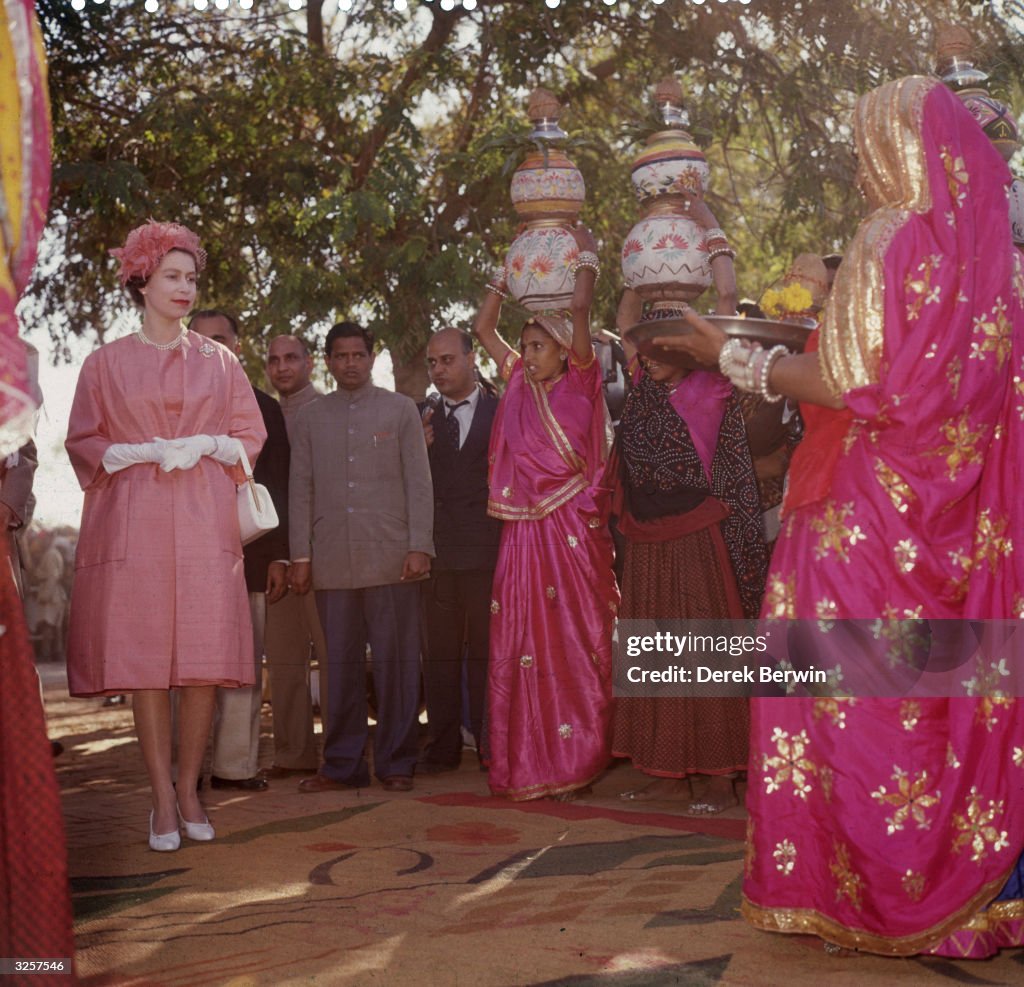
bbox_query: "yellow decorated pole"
[1,0,50,456]
[0,2,73,980]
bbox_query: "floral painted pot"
[506,225,579,311]
[630,130,709,204]
[621,214,711,303]
[1010,177,1024,247]
[511,149,586,223]
[956,88,1019,161]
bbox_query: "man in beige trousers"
[261,335,328,777]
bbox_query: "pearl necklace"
[136,326,186,350]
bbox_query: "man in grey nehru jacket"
[289,322,433,793]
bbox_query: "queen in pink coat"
[65,221,265,852]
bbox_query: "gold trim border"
[488,474,589,521]
[741,862,1021,956]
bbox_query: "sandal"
[619,778,692,802]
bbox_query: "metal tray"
[625,315,813,370]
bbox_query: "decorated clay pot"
[502,88,585,311]
[934,25,1019,161]
[511,148,585,222]
[621,213,712,303]
[620,77,717,307]
[630,130,709,204]
[506,225,579,311]
[1010,177,1024,247]
[955,89,1019,161]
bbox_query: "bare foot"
[685,775,738,815]
[619,777,693,802]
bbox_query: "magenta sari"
[486,350,618,800]
[743,77,1024,957]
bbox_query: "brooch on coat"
[198,341,216,358]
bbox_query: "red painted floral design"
[529,255,555,276]
[653,233,689,251]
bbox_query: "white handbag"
[236,442,279,547]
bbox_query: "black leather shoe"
[210,775,269,792]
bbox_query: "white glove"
[102,441,165,474]
[208,435,242,466]
[154,434,217,472]
[154,434,241,471]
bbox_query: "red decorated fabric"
[0,545,75,981]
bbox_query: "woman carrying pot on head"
[65,221,265,852]
[473,223,618,802]
[610,277,768,812]
[610,195,766,814]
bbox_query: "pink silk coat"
[65,332,266,695]
[743,78,1024,958]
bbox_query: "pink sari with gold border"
[486,350,619,800]
[742,77,1024,957]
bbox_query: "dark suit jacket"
[425,389,502,572]
[1,439,37,527]
[244,387,290,592]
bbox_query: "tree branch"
[351,8,463,189]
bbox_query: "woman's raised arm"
[686,195,737,316]
[568,224,600,364]
[615,287,643,366]
[471,278,516,369]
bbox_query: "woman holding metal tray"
[651,75,1024,957]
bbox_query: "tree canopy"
[33,0,1024,394]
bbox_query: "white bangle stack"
[704,227,736,262]
[570,250,601,282]
[754,345,788,402]
[718,337,758,391]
